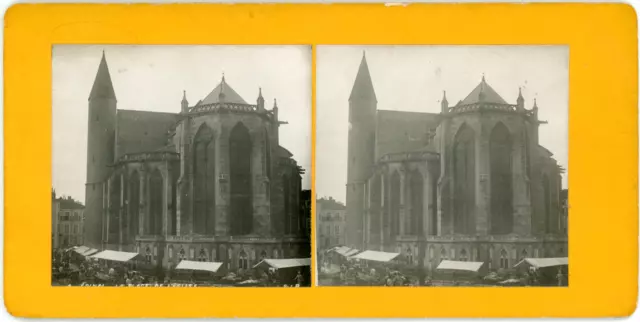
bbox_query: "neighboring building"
[346,53,568,272]
[52,192,85,248]
[84,52,310,274]
[316,197,347,250]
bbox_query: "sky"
[316,45,569,203]
[52,45,312,202]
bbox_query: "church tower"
[346,52,377,249]
[84,51,117,248]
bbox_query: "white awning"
[90,250,140,262]
[351,250,400,262]
[175,260,223,273]
[344,249,361,257]
[253,258,311,269]
[333,246,353,256]
[81,248,100,256]
[436,260,484,272]
[72,246,90,255]
[514,257,568,269]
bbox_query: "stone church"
[84,52,310,273]
[346,53,568,272]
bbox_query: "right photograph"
[315,45,569,287]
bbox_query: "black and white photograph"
[52,45,312,287]
[316,46,568,287]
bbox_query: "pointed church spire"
[349,53,377,102]
[218,73,226,103]
[517,87,525,111]
[441,90,448,113]
[181,90,189,113]
[89,51,116,100]
[257,87,265,111]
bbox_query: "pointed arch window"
[453,124,475,234]
[264,128,272,180]
[440,247,447,262]
[260,250,267,260]
[490,122,513,234]
[238,250,249,270]
[283,174,294,235]
[149,169,163,235]
[198,249,207,262]
[145,246,152,263]
[128,171,140,241]
[459,249,468,262]
[500,249,509,269]
[109,175,121,236]
[390,171,401,237]
[409,169,423,236]
[193,123,216,235]
[543,174,552,233]
[521,249,528,263]
[370,174,382,236]
[229,123,253,235]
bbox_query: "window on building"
[409,169,423,236]
[193,123,216,235]
[238,250,248,270]
[145,247,152,264]
[198,249,207,262]
[440,247,447,262]
[543,174,552,233]
[129,171,140,242]
[459,249,468,261]
[370,174,382,236]
[453,124,475,234]
[500,249,508,269]
[490,122,513,235]
[390,171,401,236]
[521,249,528,262]
[179,248,186,260]
[229,122,253,236]
[149,169,164,235]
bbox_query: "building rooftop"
[460,76,508,105]
[198,75,248,106]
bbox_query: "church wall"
[180,112,273,237]
[439,112,533,238]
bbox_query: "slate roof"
[199,76,248,105]
[115,110,180,159]
[460,76,508,105]
[89,52,116,100]
[349,53,377,102]
[57,198,85,210]
[375,110,441,159]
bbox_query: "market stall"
[253,258,311,286]
[435,260,486,285]
[513,257,568,286]
[173,260,224,285]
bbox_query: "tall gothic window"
[283,175,292,234]
[109,175,121,236]
[453,124,475,234]
[490,122,513,234]
[128,171,140,241]
[409,170,423,236]
[149,169,163,235]
[523,128,531,180]
[238,250,248,270]
[193,123,216,235]
[382,174,390,240]
[370,174,382,237]
[230,123,253,235]
[170,174,177,235]
[390,171,401,237]
[543,174,552,233]
[500,249,508,269]
[430,175,438,236]
[459,249,468,261]
[264,128,271,180]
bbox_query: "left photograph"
[51,45,312,287]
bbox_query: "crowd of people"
[53,247,308,287]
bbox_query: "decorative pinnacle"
[481,73,486,82]
[533,98,538,108]
[273,98,278,108]
[259,87,263,97]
